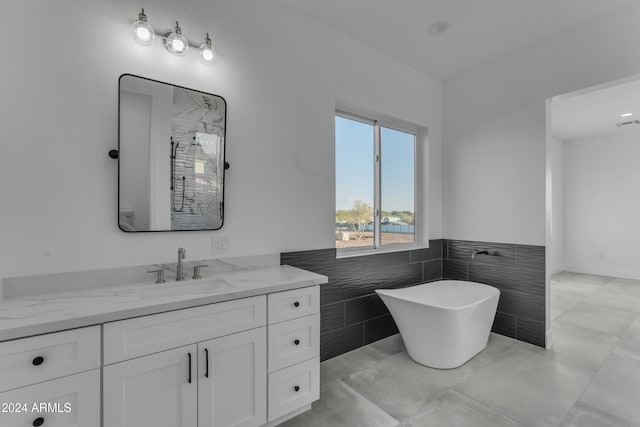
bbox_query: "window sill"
[335,242,428,259]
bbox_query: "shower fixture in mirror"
[113,74,227,232]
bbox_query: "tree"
[336,200,373,240]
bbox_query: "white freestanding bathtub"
[376,280,500,369]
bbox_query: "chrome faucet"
[176,247,186,281]
[471,249,499,260]
[471,249,489,260]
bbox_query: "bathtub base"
[406,333,491,370]
[376,280,500,370]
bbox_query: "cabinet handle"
[32,417,45,426]
[187,353,192,384]
[32,356,45,366]
[293,339,300,346]
[146,268,166,284]
[204,348,209,378]
[293,301,300,308]
[294,385,300,392]
[192,264,209,280]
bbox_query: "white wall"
[548,134,564,275]
[443,8,640,246]
[443,8,640,344]
[563,130,640,279]
[0,0,442,279]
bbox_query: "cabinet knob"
[293,301,300,308]
[294,385,300,392]
[32,356,45,366]
[293,339,300,346]
[32,417,45,426]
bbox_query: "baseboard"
[545,328,553,350]
[564,264,640,280]
[548,265,566,276]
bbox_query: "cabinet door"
[268,358,319,422]
[103,344,197,427]
[268,314,320,372]
[0,325,100,393]
[0,369,99,427]
[198,327,266,427]
[104,296,266,364]
[268,286,319,324]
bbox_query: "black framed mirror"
[116,74,227,232]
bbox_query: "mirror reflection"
[118,74,226,231]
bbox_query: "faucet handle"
[192,264,209,280]
[147,268,166,284]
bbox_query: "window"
[335,111,418,253]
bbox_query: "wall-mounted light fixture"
[130,9,218,66]
[131,9,155,46]
[199,33,218,66]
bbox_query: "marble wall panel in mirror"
[118,74,226,231]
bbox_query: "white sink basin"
[138,279,234,300]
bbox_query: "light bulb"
[172,39,185,51]
[202,49,214,61]
[136,26,151,41]
[131,9,155,46]
[165,22,189,56]
[199,33,218,66]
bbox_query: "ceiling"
[276,0,638,80]
[552,78,640,141]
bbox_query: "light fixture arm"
[138,9,148,22]
[156,32,201,50]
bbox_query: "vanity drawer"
[104,295,266,364]
[268,286,319,324]
[268,358,320,422]
[268,314,319,372]
[0,326,100,392]
[0,369,100,427]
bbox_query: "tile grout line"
[336,379,402,426]
[450,388,531,427]
[556,342,623,427]
[549,273,640,426]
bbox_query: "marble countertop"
[0,265,327,342]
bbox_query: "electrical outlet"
[212,236,231,255]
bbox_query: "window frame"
[335,109,424,257]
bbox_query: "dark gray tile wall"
[443,239,546,347]
[281,240,443,361]
[281,238,546,361]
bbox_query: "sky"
[335,116,415,212]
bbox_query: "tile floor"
[281,273,640,427]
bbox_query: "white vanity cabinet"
[103,296,267,427]
[0,326,101,427]
[0,269,324,427]
[102,286,321,427]
[266,286,320,424]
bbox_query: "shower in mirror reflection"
[118,74,227,232]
